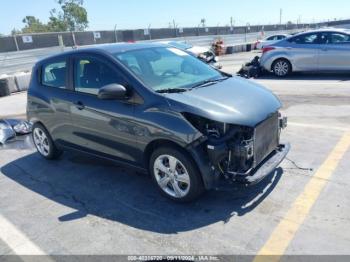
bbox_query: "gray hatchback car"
[27,43,289,201]
[260,28,350,77]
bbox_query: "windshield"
[114,47,223,92]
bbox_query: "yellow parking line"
[254,131,350,262]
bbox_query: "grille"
[253,112,279,167]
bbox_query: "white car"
[260,28,350,77]
[159,41,222,69]
[255,34,289,50]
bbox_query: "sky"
[0,0,349,35]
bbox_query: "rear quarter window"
[329,33,350,44]
[287,33,319,44]
[41,61,67,88]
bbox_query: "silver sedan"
[260,28,350,77]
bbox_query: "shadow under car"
[1,150,283,234]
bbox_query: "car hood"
[164,77,282,127]
[187,46,211,55]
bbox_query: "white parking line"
[288,122,350,132]
[0,214,46,255]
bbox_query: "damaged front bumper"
[188,114,289,189]
[189,140,290,189]
[0,119,32,145]
[231,143,290,185]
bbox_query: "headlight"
[0,123,8,129]
[181,113,226,136]
[13,121,33,135]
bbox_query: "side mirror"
[98,84,127,100]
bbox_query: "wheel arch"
[31,119,45,127]
[144,139,190,168]
[31,121,63,159]
[271,57,293,72]
[28,116,47,129]
[143,138,214,190]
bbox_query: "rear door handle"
[74,101,85,110]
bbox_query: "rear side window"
[288,33,319,44]
[329,33,350,44]
[266,35,285,41]
[42,61,67,88]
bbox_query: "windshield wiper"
[190,77,229,89]
[156,88,188,94]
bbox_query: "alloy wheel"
[274,60,290,76]
[153,154,191,198]
[33,127,50,157]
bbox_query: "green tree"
[47,9,69,32]
[21,16,48,33]
[18,0,88,33]
[49,0,88,31]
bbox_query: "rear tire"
[149,146,204,202]
[272,59,291,77]
[32,123,62,160]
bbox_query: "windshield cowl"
[189,77,230,89]
[155,88,188,94]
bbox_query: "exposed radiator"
[253,112,279,167]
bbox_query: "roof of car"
[36,42,168,65]
[264,34,289,39]
[294,27,350,35]
[90,42,167,53]
[268,34,289,37]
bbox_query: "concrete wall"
[1,19,349,53]
[0,36,18,52]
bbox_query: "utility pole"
[297,15,302,29]
[173,19,177,29]
[13,34,19,51]
[245,23,250,43]
[148,24,152,40]
[114,24,118,43]
[230,17,234,33]
[173,19,178,37]
[280,8,283,25]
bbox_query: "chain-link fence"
[3,19,348,53]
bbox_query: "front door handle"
[74,101,85,110]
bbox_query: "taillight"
[254,41,260,49]
[262,46,275,54]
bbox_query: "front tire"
[32,123,62,160]
[272,59,291,77]
[149,146,204,202]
